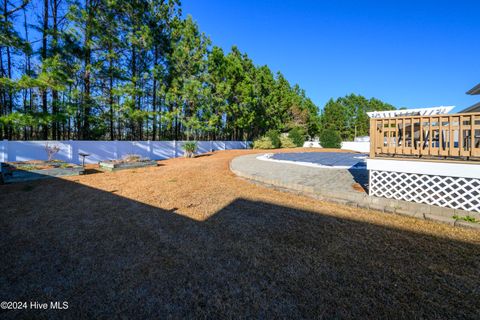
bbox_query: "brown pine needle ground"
[1,149,479,319]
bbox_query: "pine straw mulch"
[1,148,479,319]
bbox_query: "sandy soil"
[1,148,479,319]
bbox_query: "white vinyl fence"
[0,140,250,164]
[302,141,371,153]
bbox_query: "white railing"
[0,140,250,164]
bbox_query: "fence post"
[223,141,226,150]
[210,140,213,152]
[369,118,376,159]
[68,140,73,163]
[173,140,177,158]
[0,139,7,162]
[114,140,118,160]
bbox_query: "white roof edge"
[367,106,455,118]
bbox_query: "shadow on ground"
[348,167,369,193]
[1,177,479,319]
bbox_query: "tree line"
[321,94,395,141]
[1,0,323,141]
[1,0,396,142]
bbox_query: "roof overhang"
[367,106,454,118]
[459,102,480,113]
[467,83,480,95]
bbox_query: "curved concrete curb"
[230,154,480,231]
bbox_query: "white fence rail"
[0,140,250,164]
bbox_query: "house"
[460,83,480,113]
[366,105,480,213]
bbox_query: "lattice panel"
[369,170,480,212]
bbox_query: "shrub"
[265,130,281,148]
[182,141,197,158]
[288,127,306,147]
[253,137,274,149]
[280,136,296,148]
[319,129,342,148]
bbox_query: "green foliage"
[320,94,396,141]
[183,141,198,153]
[280,136,296,148]
[452,215,478,223]
[288,127,306,147]
[319,129,342,148]
[265,130,281,148]
[1,0,373,143]
[253,137,274,149]
[182,141,198,158]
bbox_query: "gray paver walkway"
[232,154,368,196]
[230,153,480,231]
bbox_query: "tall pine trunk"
[23,7,33,140]
[82,0,93,140]
[151,45,158,141]
[51,0,59,140]
[41,0,49,139]
[108,42,114,140]
[0,45,4,139]
[3,0,13,139]
[130,46,136,140]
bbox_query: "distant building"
[460,83,480,113]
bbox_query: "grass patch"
[452,215,478,223]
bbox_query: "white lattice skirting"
[369,170,480,212]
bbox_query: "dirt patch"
[1,148,479,318]
[352,182,366,193]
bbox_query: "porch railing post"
[369,118,376,158]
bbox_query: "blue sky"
[183,0,479,112]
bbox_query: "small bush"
[288,127,306,147]
[182,141,197,158]
[319,129,342,148]
[280,136,296,148]
[265,130,281,148]
[253,137,274,149]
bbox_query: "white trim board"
[367,106,454,118]
[367,158,480,179]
